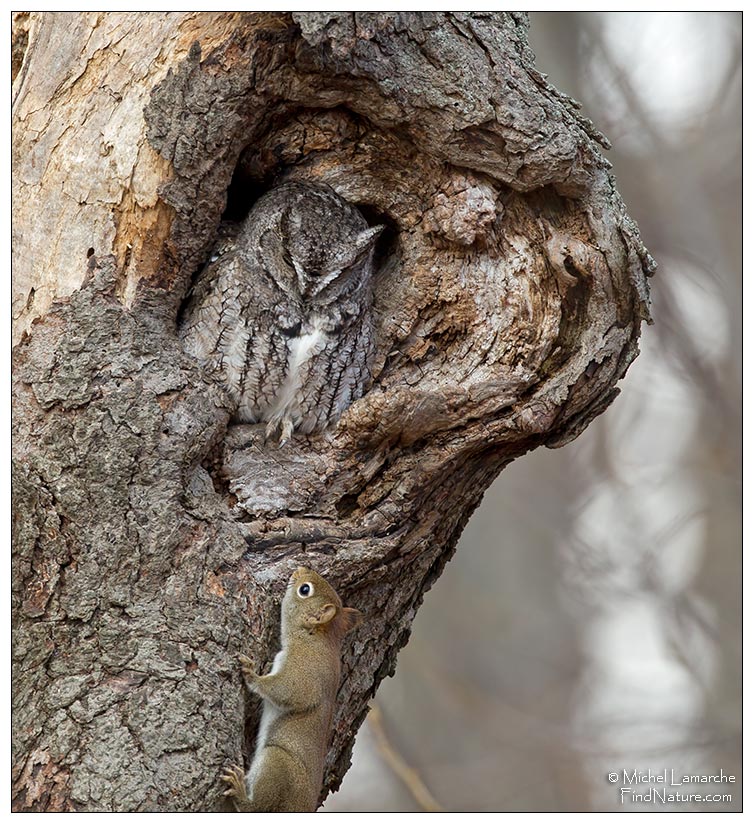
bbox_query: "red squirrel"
[222,567,362,811]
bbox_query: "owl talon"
[279,418,294,446]
[264,416,294,446]
[264,418,284,444]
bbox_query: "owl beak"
[292,259,309,295]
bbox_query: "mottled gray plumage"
[180,182,382,441]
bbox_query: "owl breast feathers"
[180,182,383,442]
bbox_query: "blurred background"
[324,12,742,812]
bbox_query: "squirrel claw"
[221,765,247,799]
[238,654,257,680]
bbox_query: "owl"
[180,182,383,443]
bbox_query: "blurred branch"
[368,704,444,812]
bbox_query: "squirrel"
[222,566,363,812]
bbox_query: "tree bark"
[11,11,654,811]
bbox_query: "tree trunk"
[12,11,654,811]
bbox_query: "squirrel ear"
[338,607,363,634]
[314,604,338,626]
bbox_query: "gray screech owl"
[180,182,383,442]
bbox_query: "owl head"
[246,182,383,302]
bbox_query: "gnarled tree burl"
[12,12,654,811]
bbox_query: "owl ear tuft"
[258,228,280,270]
[353,225,384,257]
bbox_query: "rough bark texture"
[12,12,654,812]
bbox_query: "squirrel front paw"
[221,764,249,803]
[238,653,259,684]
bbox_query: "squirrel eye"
[297,582,313,598]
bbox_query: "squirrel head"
[282,567,363,638]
